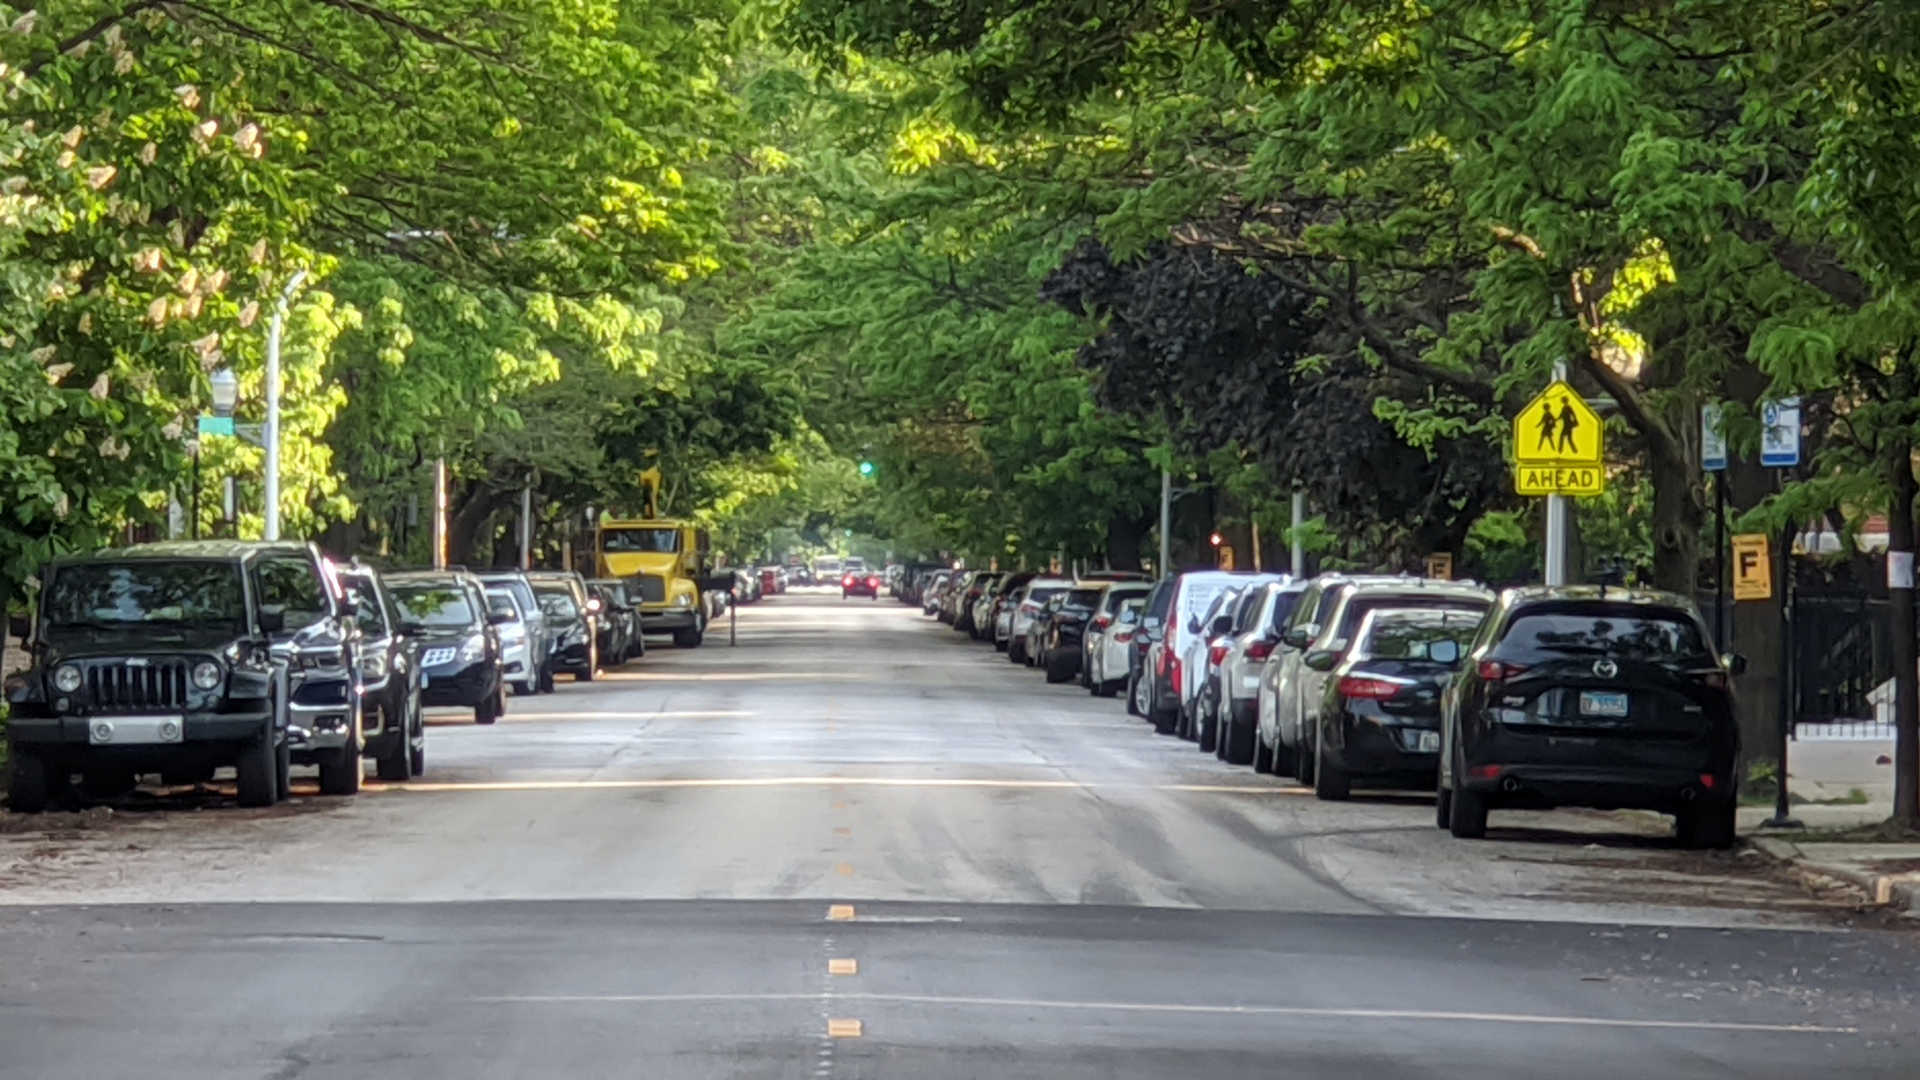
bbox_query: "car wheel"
[1044,651,1074,684]
[1272,736,1297,779]
[275,739,292,800]
[1196,705,1216,752]
[1434,786,1453,830]
[375,706,411,781]
[1222,713,1255,767]
[1007,640,1025,664]
[673,624,704,648]
[1126,670,1144,715]
[1294,726,1316,785]
[318,720,363,796]
[6,752,52,813]
[512,680,534,696]
[1252,732,1274,774]
[409,690,427,777]
[538,661,556,693]
[1448,785,1488,839]
[235,732,280,808]
[475,683,503,725]
[1676,800,1737,850]
[1312,732,1350,800]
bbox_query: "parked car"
[341,564,426,780]
[1006,577,1072,665]
[1436,586,1742,848]
[2,540,343,810]
[1127,579,1176,719]
[760,566,784,596]
[484,586,539,696]
[989,571,1040,650]
[388,570,508,724]
[918,571,951,612]
[1178,584,1249,742]
[1040,583,1112,683]
[957,572,1000,636]
[1265,576,1493,783]
[1304,606,1482,799]
[527,571,599,681]
[1141,571,1254,735]
[475,570,556,694]
[587,579,643,663]
[1086,590,1150,697]
[1192,580,1288,752]
[1079,582,1153,689]
[937,570,974,624]
[1213,579,1307,765]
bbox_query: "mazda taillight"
[1247,639,1274,661]
[1478,659,1527,682]
[1337,676,1403,700]
[1694,669,1728,690]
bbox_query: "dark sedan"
[1303,606,1482,800]
[387,571,507,724]
[529,573,598,681]
[1436,586,1743,849]
[1041,585,1108,684]
[588,580,643,664]
[340,566,425,780]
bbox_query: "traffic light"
[1209,532,1224,547]
[858,460,875,477]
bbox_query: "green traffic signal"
[858,460,875,476]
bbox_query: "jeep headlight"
[191,661,223,690]
[53,664,82,693]
[359,650,389,681]
[459,635,487,663]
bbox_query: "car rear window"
[1067,587,1104,608]
[1335,592,1489,641]
[1027,587,1065,604]
[1498,605,1709,661]
[1360,610,1481,660]
[1268,590,1304,632]
[1146,581,1173,619]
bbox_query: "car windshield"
[1359,611,1482,661]
[42,561,245,629]
[345,580,387,635]
[486,592,519,621]
[253,556,330,631]
[602,527,679,553]
[1502,606,1710,661]
[391,584,478,629]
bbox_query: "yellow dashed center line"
[827,958,858,976]
[827,904,856,921]
[834,862,855,877]
[826,1018,863,1038]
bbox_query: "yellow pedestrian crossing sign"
[1512,380,1604,495]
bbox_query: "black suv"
[1040,584,1107,684]
[587,579,644,664]
[339,565,425,780]
[386,571,507,724]
[1436,586,1743,849]
[4,541,358,810]
[528,571,598,681]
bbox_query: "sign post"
[1760,397,1803,831]
[1511,369,1605,584]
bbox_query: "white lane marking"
[381,776,1314,795]
[603,672,867,682]
[474,992,1854,1035]
[485,711,753,721]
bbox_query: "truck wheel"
[318,738,363,796]
[6,752,53,813]
[236,733,280,808]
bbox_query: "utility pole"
[262,269,307,542]
[1158,467,1171,578]
[519,479,533,570]
[431,456,448,569]
[1290,484,1306,578]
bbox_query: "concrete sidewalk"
[1737,737,1920,912]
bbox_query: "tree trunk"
[1887,370,1918,825]
[448,484,511,568]
[1105,513,1147,571]
[1648,431,1704,595]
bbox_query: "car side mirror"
[259,607,287,634]
[1187,617,1202,634]
[1303,650,1338,672]
[1726,653,1749,676]
[1283,628,1310,649]
[1210,615,1233,635]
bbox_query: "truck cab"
[595,518,709,647]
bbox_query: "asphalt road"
[2,589,1916,1077]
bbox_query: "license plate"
[1415,730,1440,752]
[1579,691,1629,718]
[89,715,185,746]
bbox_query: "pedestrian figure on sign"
[1555,396,1581,454]
[1534,404,1558,453]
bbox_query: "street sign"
[1731,534,1773,600]
[1513,463,1605,496]
[1424,552,1453,580]
[196,415,235,437]
[1513,380,1604,467]
[1701,403,1727,472]
[235,422,266,447]
[1217,544,1235,570]
[1760,397,1801,468]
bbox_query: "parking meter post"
[730,596,737,646]
[1713,472,1727,653]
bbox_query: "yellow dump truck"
[595,517,710,647]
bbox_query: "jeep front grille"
[635,575,667,603]
[86,660,189,712]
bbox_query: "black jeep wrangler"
[4,541,324,810]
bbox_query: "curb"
[1744,836,1920,911]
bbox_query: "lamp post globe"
[209,366,238,417]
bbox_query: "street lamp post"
[193,367,239,540]
[263,268,307,542]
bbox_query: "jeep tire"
[6,751,53,813]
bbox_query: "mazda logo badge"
[1593,659,1618,679]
